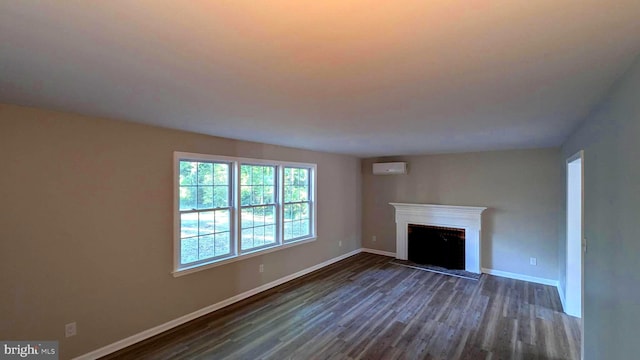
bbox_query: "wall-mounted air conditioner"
[372,162,407,175]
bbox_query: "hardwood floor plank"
[102,253,581,360]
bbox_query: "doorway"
[566,151,583,320]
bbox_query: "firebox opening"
[408,224,465,270]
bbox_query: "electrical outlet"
[372,235,377,242]
[338,241,342,247]
[530,257,537,266]
[65,322,76,338]
[259,264,264,273]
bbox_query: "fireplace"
[408,224,465,270]
[390,203,487,274]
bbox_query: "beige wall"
[0,104,362,358]
[362,148,561,280]
[561,55,640,359]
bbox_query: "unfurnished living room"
[1,1,639,360]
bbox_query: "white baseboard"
[481,267,559,287]
[361,248,396,257]
[74,248,361,360]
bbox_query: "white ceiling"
[1,1,640,157]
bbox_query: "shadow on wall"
[481,207,497,270]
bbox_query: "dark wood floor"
[103,253,581,360]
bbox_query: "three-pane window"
[174,153,316,274]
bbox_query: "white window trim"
[282,165,314,243]
[172,151,317,277]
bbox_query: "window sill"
[172,236,317,277]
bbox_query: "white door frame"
[566,150,584,356]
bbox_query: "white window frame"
[173,152,317,276]
[283,166,314,243]
[239,162,279,253]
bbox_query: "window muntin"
[178,160,232,265]
[174,153,316,275]
[240,164,277,251]
[283,167,312,241]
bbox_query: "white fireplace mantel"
[390,203,487,274]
